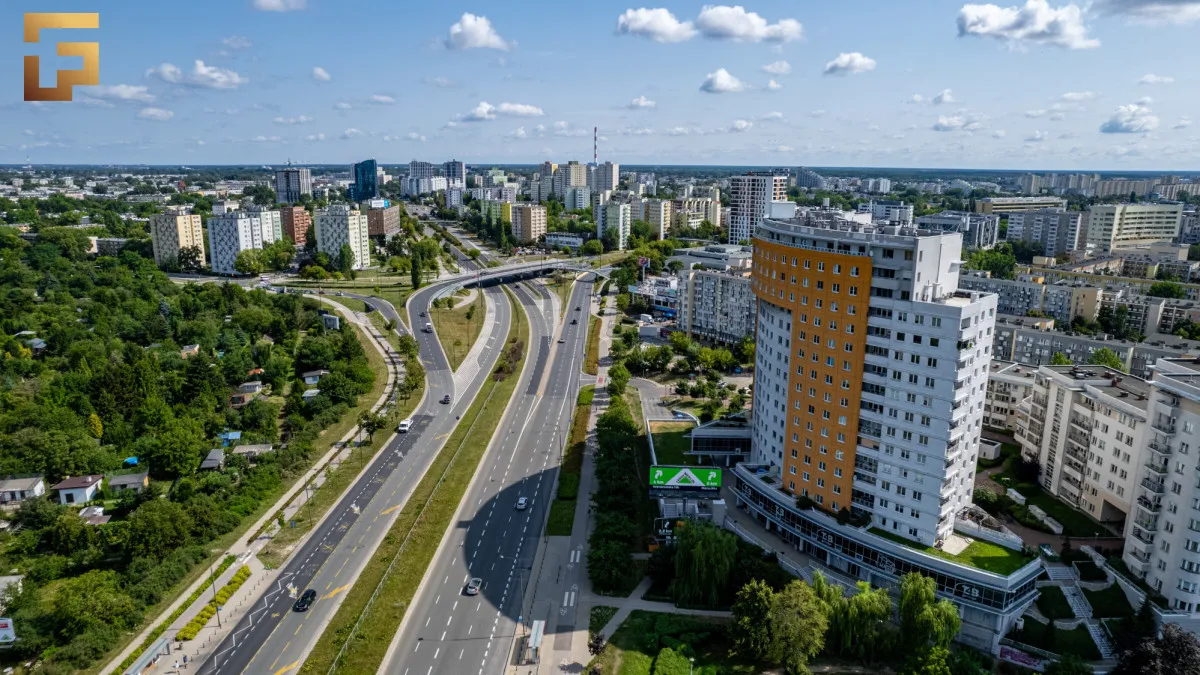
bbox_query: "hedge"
[177,566,253,641]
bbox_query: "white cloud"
[253,0,305,11]
[1139,73,1174,84]
[341,128,363,139]
[138,107,174,122]
[933,89,956,105]
[86,84,155,103]
[334,102,353,110]
[304,133,326,142]
[1060,91,1096,101]
[956,0,1099,49]
[149,60,247,89]
[1092,0,1200,23]
[767,79,783,90]
[1100,103,1159,133]
[446,13,512,50]
[931,111,988,132]
[693,5,803,42]
[823,52,876,76]
[507,126,529,139]
[1025,109,1047,117]
[424,76,454,88]
[312,67,331,82]
[628,95,656,109]
[407,131,427,142]
[906,94,926,104]
[761,60,791,75]
[992,130,1007,138]
[464,102,497,121]
[615,8,697,42]
[252,135,282,143]
[667,126,703,136]
[1025,130,1047,142]
[273,115,313,125]
[497,102,543,116]
[371,94,396,105]
[761,111,784,121]
[1175,117,1193,129]
[1136,96,1154,105]
[811,109,827,117]
[1050,112,1066,121]
[222,36,252,50]
[700,68,747,93]
[729,119,754,133]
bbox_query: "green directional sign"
[649,466,721,492]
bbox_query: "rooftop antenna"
[593,127,598,165]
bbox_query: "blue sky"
[5,0,1200,170]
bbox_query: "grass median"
[584,315,600,376]
[430,290,486,370]
[301,288,528,674]
[544,385,593,537]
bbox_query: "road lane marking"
[321,583,351,600]
[272,660,301,675]
[380,503,403,515]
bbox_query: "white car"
[516,497,529,511]
[397,419,412,433]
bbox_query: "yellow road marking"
[322,583,351,600]
[381,505,402,518]
[435,432,450,440]
[273,659,300,675]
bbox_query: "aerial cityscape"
[4,2,1200,675]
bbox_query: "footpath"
[108,296,404,674]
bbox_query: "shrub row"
[176,566,253,641]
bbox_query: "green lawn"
[650,421,696,466]
[430,291,486,371]
[1084,584,1134,618]
[1024,489,1113,538]
[302,288,528,673]
[1036,586,1074,620]
[584,315,600,375]
[869,528,1034,575]
[590,606,619,635]
[588,611,765,675]
[546,499,576,536]
[1011,621,1101,660]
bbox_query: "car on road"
[424,323,433,333]
[335,291,345,297]
[575,305,581,311]
[397,419,412,433]
[464,577,482,596]
[441,394,452,404]
[516,497,529,510]
[558,338,565,344]
[570,318,578,325]
[293,589,316,612]
[420,311,427,317]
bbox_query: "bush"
[652,647,693,675]
[178,566,253,641]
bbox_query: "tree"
[963,244,1017,280]
[234,249,265,276]
[581,239,604,256]
[811,572,893,661]
[358,410,387,442]
[1089,347,1126,372]
[86,413,103,439]
[672,520,738,608]
[243,184,276,206]
[1044,654,1094,675]
[767,580,828,674]
[607,361,630,396]
[587,632,606,656]
[587,539,632,593]
[901,646,952,675]
[177,245,203,271]
[732,580,776,659]
[1112,624,1200,675]
[125,499,192,560]
[1148,281,1187,299]
[1050,352,1073,366]
[337,244,357,273]
[899,573,961,649]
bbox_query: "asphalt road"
[381,276,593,675]
[197,281,511,675]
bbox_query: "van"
[424,323,433,333]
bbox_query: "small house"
[231,444,273,461]
[200,449,225,471]
[231,381,266,408]
[180,344,200,359]
[302,388,321,403]
[302,369,330,386]
[106,471,149,494]
[78,505,110,525]
[25,338,46,356]
[217,430,242,447]
[0,476,45,504]
[52,475,103,505]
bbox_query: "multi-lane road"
[381,276,593,675]
[198,278,511,675]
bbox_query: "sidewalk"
[591,578,733,640]
[104,296,403,674]
[451,288,497,394]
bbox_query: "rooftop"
[52,475,103,490]
[867,528,1034,576]
[1041,365,1153,410]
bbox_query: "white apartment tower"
[598,202,631,251]
[1086,203,1184,253]
[1006,209,1085,257]
[150,206,206,268]
[207,213,274,275]
[245,205,283,242]
[314,204,370,270]
[749,216,997,545]
[729,173,787,244]
[590,161,619,192]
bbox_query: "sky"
[4,0,1200,170]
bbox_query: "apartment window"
[851,266,860,277]
[817,262,825,272]
[803,471,810,481]
[849,286,858,296]
[817,478,826,488]
[804,260,811,269]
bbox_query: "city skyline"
[6,0,1200,169]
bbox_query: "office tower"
[281,206,311,246]
[729,173,787,245]
[314,204,370,270]
[1005,209,1084,257]
[274,166,311,205]
[597,202,631,250]
[408,160,436,181]
[207,213,271,275]
[1086,203,1185,254]
[442,160,466,187]
[747,215,996,545]
[366,204,401,238]
[510,204,548,243]
[643,199,674,239]
[915,211,1001,250]
[350,159,379,202]
[590,161,619,192]
[975,197,1068,214]
[150,206,205,268]
[245,205,282,242]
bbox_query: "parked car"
[464,577,482,596]
[293,589,316,612]
[397,419,412,433]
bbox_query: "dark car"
[441,394,452,404]
[570,319,578,325]
[575,306,581,311]
[293,589,316,612]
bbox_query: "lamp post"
[689,657,694,675]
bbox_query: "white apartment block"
[555,161,587,195]
[678,269,755,345]
[150,207,205,268]
[915,211,1000,250]
[545,232,585,250]
[314,204,370,270]
[562,186,590,211]
[1086,204,1184,254]
[501,185,518,204]
[510,204,547,243]
[984,360,1036,433]
[858,200,914,226]
[976,197,1069,214]
[590,161,619,192]
[1014,365,1148,527]
[245,206,282,242]
[749,216,998,546]
[447,187,464,208]
[213,200,240,216]
[728,173,787,245]
[598,202,631,251]
[642,199,673,239]
[673,197,721,228]
[207,213,271,275]
[1006,209,1084,257]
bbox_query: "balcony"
[1129,549,1152,572]
[1069,415,1091,432]
[1144,459,1169,478]
[1149,440,1173,458]
[1142,478,1166,494]
[1137,496,1163,513]
[1134,514,1159,533]
[1153,420,1178,436]
[1066,429,1090,448]
[1131,528,1155,546]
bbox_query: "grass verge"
[650,421,697,466]
[300,289,527,674]
[584,315,600,376]
[544,384,593,537]
[588,611,765,675]
[589,606,618,635]
[1084,584,1134,618]
[431,291,485,371]
[1036,586,1073,620]
[546,500,577,536]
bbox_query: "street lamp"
[689,657,694,675]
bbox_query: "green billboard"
[649,466,722,493]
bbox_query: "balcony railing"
[1132,528,1155,545]
[1153,421,1178,435]
[1069,416,1091,432]
[1144,460,1169,477]
[1142,478,1166,494]
[1134,515,1159,533]
[1149,441,1172,458]
[1137,496,1163,513]
[1130,549,1151,564]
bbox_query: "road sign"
[648,466,721,492]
